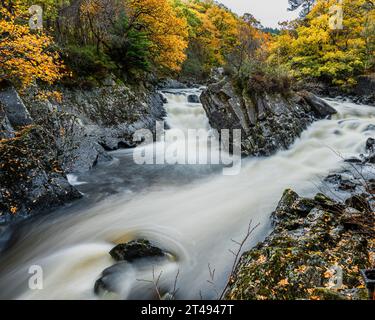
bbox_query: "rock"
[95,241,173,299]
[0,126,81,222]
[366,138,375,153]
[94,262,128,298]
[298,91,337,118]
[226,186,372,300]
[272,189,317,232]
[345,194,372,213]
[0,85,33,128]
[23,83,166,173]
[352,75,375,106]
[0,102,15,139]
[158,79,187,89]
[200,79,337,156]
[363,124,375,132]
[344,157,363,164]
[110,239,165,262]
[187,94,200,104]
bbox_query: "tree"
[0,1,64,89]
[226,16,270,76]
[271,0,375,87]
[79,0,188,74]
[288,0,316,17]
[175,0,240,77]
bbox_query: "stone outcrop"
[0,81,166,224]
[0,125,81,224]
[0,102,14,139]
[301,74,375,106]
[109,239,166,262]
[23,83,166,172]
[226,138,375,300]
[200,79,337,156]
[0,86,33,128]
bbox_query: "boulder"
[366,138,375,153]
[0,86,33,128]
[0,102,15,139]
[110,239,166,262]
[200,79,337,156]
[226,188,372,300]
[187,94,200,104]
[158,79,188,90]
[298,91,337,118]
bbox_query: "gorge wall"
[0,81,166,224]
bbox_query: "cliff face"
[22,82,166,172]
[0,82,166,224]
[200,79,337,156]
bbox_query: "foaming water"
[0,93,374,300]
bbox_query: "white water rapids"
[0,89,374,300]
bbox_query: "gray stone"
[187,94,200,104]
[0,102,15,139]
[201,79,336,156]
[0,86,33,127]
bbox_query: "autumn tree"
[175,0,240,78]
[225,15,270,76]
[0,0,64,89]
[270,0,375,87]
[78,0,188,74]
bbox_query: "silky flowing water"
[0,89,374,299]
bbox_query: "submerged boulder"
[95,240,172,299]
[110,239,166,262]
[200,79,337,156]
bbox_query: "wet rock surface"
[200,79,337,156]
[23,83,166,173]
[301,75,375,106]
[0,81,166,224]
[187,94,200,104]
[110,240,166,262]
[226,140,375,300]
[95,240,171,299]
[0,126,81,224]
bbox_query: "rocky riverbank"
[0,80,166,224]
[201,78,337,156]
[226,138,375,300]
[301,74,375,107]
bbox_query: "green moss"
[226,189,372,300]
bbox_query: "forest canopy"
[1,0,374,89]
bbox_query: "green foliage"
[62,45,116,83]
[270,0,375,88]
[106,13,152,74]
[234,62,292,95]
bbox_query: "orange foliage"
[0,1,64,89]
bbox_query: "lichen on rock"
[226,182,374,300]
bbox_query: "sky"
[219,0,300,28]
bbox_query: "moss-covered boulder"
[226,190,374,300]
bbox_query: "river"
[0,88,374,299]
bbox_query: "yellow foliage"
[0,1,64,89]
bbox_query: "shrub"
[62,45,116,82]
